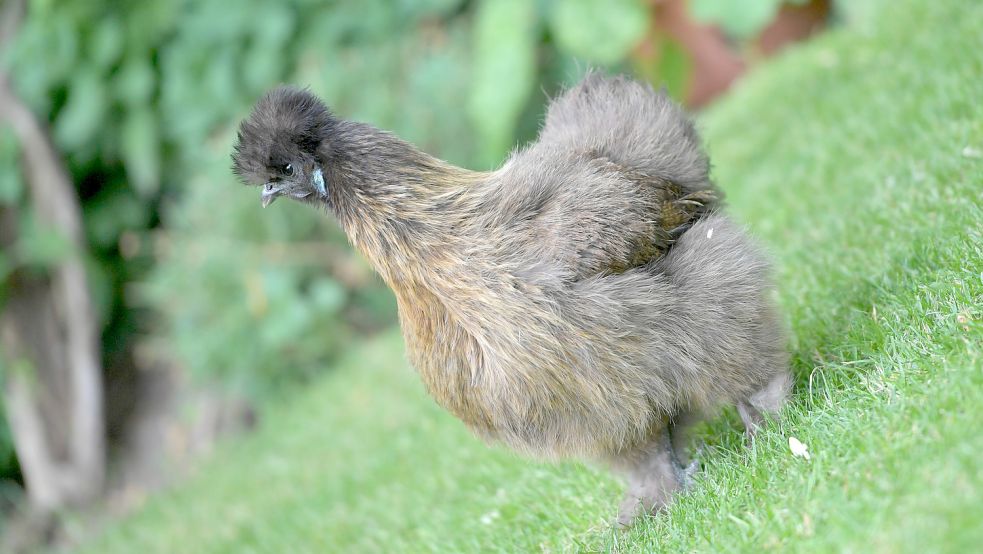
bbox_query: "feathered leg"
[738,370,791,439]
[613,428,685,526]
[668,410,704,486]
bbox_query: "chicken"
[231,73,790,525]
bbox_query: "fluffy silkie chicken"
[232,73,790,525]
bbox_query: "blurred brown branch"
[0,0,105,519]
[642,0,830,107]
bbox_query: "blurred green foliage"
[691,0,791,37]
[0,0,816,480]
[550,0,649,64]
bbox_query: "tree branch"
[0,0,25,50]
[0,0,105,511]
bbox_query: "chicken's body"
[233,73,790,524]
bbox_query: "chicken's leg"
[668,411,703,487]
[614,429,684,526]
[738,370,791,440]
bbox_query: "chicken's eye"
[283,163,294,176]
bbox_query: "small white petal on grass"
[707,227,714,239]
[480,510,500,525]
[789,436,811,460]
[961,145,981,158]
[801,513,814,537]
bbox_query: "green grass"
[81,0,982,551]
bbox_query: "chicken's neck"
[321,120,479,286]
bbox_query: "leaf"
[83,183,150,248]
[631,34,692,102]
[659,38,692,101]
[90,17,125,69]
[469,0,537,166]
[54,68,107,150]
[121,107,161,197]
[5,14,74,102]
[123,0,179,51]
[689,0,784,38]
[115,57,156,106]
[548,0,648,65]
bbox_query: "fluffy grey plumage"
[232,73,790,525]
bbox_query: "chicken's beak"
[261,183,279,208]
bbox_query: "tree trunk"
[0,0,105,512]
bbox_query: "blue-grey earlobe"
[312,167,326,196]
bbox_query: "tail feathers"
[540,72,714,193]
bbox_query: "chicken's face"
[232,86,335,207]
[251,147,324,208]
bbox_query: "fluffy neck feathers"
[318,120,479,285]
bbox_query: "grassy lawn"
[81,0,982,551]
